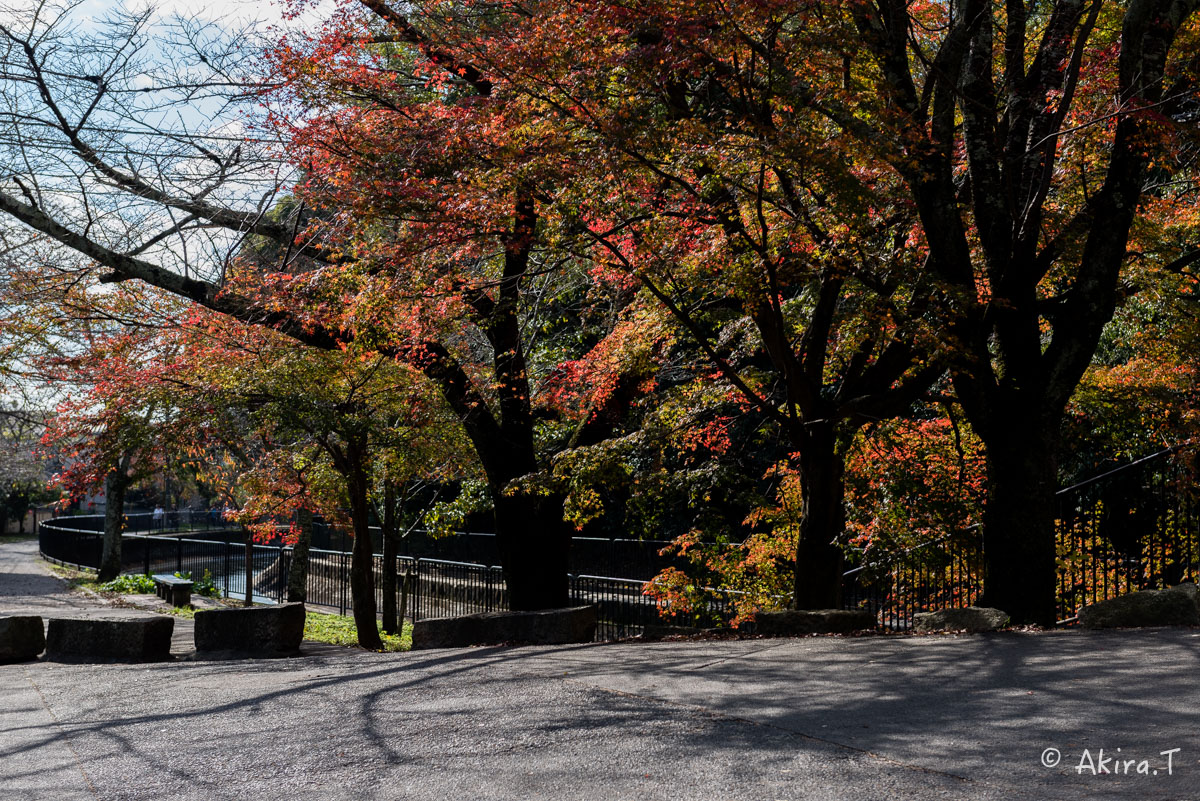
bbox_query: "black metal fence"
[306,522,678,581]
[41,446,1198,635]
[837,444,1200,627]
[840,531,985,629]
[1053,445,1200,620]
[50,509,231,535]
[37,520,677,640]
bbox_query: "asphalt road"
[3,538,1199,800]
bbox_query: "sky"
[0,0,340,33]
[0,0,342,412]
[75,0,299,25]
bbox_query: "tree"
[37,320,167,581]
[469,0,1200,621]
[836,0,1200,623]
[490,1,949,608]
[0,407,51,534]
[153,306,472,646]
[1061,253,1200,470]
[9,1,1195,625]
[0,1,631,612]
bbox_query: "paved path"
[3,538,1199,800]
[1,537,199,653]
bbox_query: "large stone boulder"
[754,609,876,636]
[1167,582,1200,611]
[1079,586,1200,629]
[412,605,597,650]
[194,602,306,656]
[44,616,174,662]
[913,606,1010,633]
[0,615,45,662]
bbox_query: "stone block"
[640,623,710,639]
[194,603,305,656]
[1079,586,1200,629]
[45,616,174,662]
[412,605,597,650]
[0,615,45,662]
[1167,582,1199,611]
[753,609,876,636]
[913,606,1010,633]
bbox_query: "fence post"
[339,551,347,616]
[175,536,183,575]
[413,559,422,622]
[398,564,412,626]
[143,536,151,576]
[224,539,232,598]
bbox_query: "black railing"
[307,522,679,581]
[840,529,985,629]
[836,444,1200,627]
[1054,444,1199,620]
[37,519,674,639]
[50,509,231,535]
[44,446,1197,637]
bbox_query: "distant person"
[152,505,165,531]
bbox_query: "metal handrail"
[1056,440,1196,495]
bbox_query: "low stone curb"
[755,609,876,636]
[412,605,597,649]
[44,616,174,662]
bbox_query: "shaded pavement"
[2,537,1198,800]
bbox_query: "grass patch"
[304,611,411,652]
[45,561,409,650]
[0,533,36,543]
[46,562,103,593]
[99,573,157,594]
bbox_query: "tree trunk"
[380,482,399,635]
[98,470,129,582]
[346,435,383,650]
[492,488,570,611]
[977,428,1060,626]
[286,506,313,603]
[793,427,845,609]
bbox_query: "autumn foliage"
[2,0,1199,636]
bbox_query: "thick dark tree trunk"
[99,470,129,582]
[977,426,1060,626]
[286,506,313,603]
[492,487,570,611]
[345,435,383,650]
[380,482,399,635]
[793,427,845,610]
